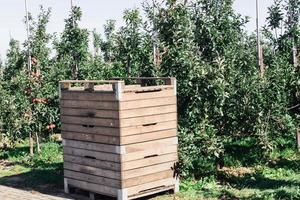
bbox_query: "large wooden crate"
[59,77,179,200]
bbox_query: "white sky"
[0,0,273,59]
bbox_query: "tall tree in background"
[55,6,89,80]
[3,39,24,81]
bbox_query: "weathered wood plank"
[61,91,116,101]
[119,97,176,110]
[61,124,119,136]
[119,105,176,118]
[121,89,174,101]
[61,113,176,128]
[122,161,176,179]
[60,100,118,110]
[128,186,174,200]
[120,113,176,127]
[62,131,120,144]
[61,116,119,128]
[64,170,121,188]
[61,108,119,119]
[64,147,120,162]
[123,170,173,188]
[120,121,177,136]
[124,137,178,153]
[122,153,178,170]
[120,129,177,144]
[63,139,119,154]
[65,178,118,197]
[121,145,177,162]
[64,162,120,180]
[126,178,175,196]
[64,155,120,171]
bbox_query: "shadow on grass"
[0,144,68,198]
[221,172,299,190]
[269,158,300,172]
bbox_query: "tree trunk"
[127,55,131,76]
[71,62,78,80]
[29,132,34,156]
[292,39,298,68]
[35,132,41,154]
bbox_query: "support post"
[64,178,69,194]
[113,81,124,101]
[117,189,128,200]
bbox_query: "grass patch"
[0,141,63,188]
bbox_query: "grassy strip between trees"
[1,141,300,200]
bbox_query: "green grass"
[0,141,63,188]
[1,141,300,199]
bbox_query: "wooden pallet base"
[64,178,179,200]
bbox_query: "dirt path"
[0,185,73,200]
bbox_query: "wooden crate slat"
[61,108,119,119]
[60,100,119,110]
[121,88,174,101]
[61,91,116,101]
[127,178,175,196]
[61,124,119,136]
[128,186,174,200]
[124,137,178,153]
[64,147,120,162]
[121,145,177,162]
[119,97,176,110]
[119,105,177,118]
[62,131,120,144]
[122,161,176,179]
[120,121,177,136]
[122,153,178,170]
[64,155,120,171]
[120,129,177,145]
[64,139,119,154]
[61,116,119,127]
[64,170,121,188]
[61,113,176,128]
[64,162,121,180]
[123,170,174,188]
[65,178,118,197]
[120,113,176,127]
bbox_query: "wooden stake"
[25,0,32,73]
[256,0,264,77]
[297,128,300,152]
[293,39,298,68]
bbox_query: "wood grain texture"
[120,121,177,136]
[120,129,177,144]
[126,178,175,196]
[64,146,120,162]
[65,178,118,197]
[64,155,120,171]
[64,170,121,188]
[123,137,178,153]
[64,162,120,180]
[122,153,178,170]
[122,161,176,179]
[63,139,119,154]
[61,124,119,136]
[62,131,120,144]
[121,145,178,162]
[61,108,119,119]
[122,170,174,188]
